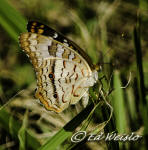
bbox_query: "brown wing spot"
[62,94,67,103]
[69,72,74,80]
[73,65,77,72]
[65,72,69,83]
[73,86,81,97]
[58,79,61,84]
[71,85,74,94]
[68,51,71,60]
[61,68,64,78]
[63,60,66,68]
[46,68,48,73]
[73,93,79,97]
[75,73,78,81]
[81,69,85,77]
[57,85,66,104]
[67,72,69,77]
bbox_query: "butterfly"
[19,21,98,113]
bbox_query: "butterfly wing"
[19,21,98,112]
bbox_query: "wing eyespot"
[53,93,58,98]
[49,73,55,79]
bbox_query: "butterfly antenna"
[94,62,113,72]
[94,48,114,71]
[0,90,25,111]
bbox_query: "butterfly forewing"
[27,21,94,69]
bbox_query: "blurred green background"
[0,0,148,150]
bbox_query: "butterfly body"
[19,21,98,113]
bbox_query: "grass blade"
[112,71,127,134]
[38,103,94,150]
[0,108,41,149]
[0,0,27,42]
